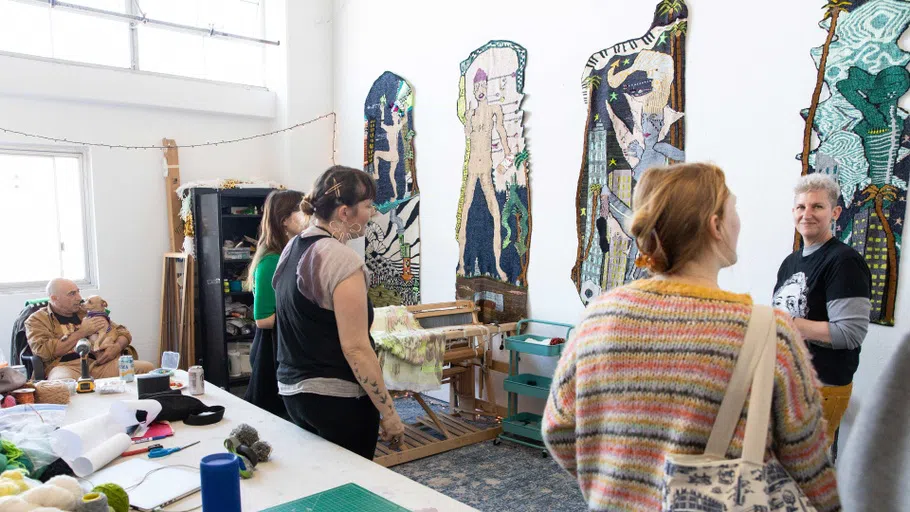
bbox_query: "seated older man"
[25,278,154,380]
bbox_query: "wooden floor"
[373,411,502,467]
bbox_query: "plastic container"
[504,335,565,356]
[503,373,552,399]
[501,412,544,440]
[200,453,241,512]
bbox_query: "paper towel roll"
[70,433,132,477]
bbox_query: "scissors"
[149,441,200,459]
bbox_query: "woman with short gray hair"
[773,173,871,457]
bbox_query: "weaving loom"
[371,300,517,467]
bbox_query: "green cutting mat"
[261,483,410,512]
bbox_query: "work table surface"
[61,371,475,511]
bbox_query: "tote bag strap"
[704,304,775,459]
[741,307,778,464]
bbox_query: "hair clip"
[324,178,342,199]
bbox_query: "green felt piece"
[261,483,410,512]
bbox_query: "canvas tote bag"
[661,305,817,511]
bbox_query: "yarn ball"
[251,440,271,463]
[34,382,70,405]
[80,491,110,512]
[92,483,128,512]
[230,424,259,447]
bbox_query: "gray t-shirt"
[273,225,370,398]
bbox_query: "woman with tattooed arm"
[272,165,404,458]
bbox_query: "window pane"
[0,1,52,58]
[201,0,262,38]
[138,25,205,79]
[203,36,263,85]
[0,154,62,284]
[50,9,130,67]
[54,156,86,281]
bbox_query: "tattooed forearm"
[349,359,397,416]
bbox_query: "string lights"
[0,112,336,150]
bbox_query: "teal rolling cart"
[495,319,574,455]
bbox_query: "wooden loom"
[372,300,516,467]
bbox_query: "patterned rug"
[391,395,586,511]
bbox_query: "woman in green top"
[244,189,307,416]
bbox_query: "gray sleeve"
[826,297,871,350]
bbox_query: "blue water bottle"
[200,453,241,512]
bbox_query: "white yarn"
[19,485,79,509]
[0,475,84,511]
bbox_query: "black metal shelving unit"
[193,187,274,389]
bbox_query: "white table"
[61,371,476,512]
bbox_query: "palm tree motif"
[861,183,900,321]
[658,0,685,21]
[582,75,602,91]
[795,0,853,252]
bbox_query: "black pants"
[282,393,380,460]
[244,328,288,419]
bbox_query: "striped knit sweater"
[542,279,840,511]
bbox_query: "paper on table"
[69,433,132,477]
[51,414,123,461]
[51,399,162,477]
[110,400,161,429]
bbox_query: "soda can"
[119,355,135,382]
[188,365,205,395]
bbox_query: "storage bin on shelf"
[497,319,574,453]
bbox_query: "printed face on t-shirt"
[772,272,809,318]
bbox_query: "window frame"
[0,143,98,295]
[0,0,270,87]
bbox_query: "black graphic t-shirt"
[773,237,871,385]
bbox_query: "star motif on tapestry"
[609,92,618,102]
[623,58,631,65]
[609,158,617,167]
[658,33,668,45]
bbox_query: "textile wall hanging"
[799,0,910,326]
[364,71,421,307]
[455,40,531,323]
[570,1,688,305]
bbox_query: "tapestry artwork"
[799,0,910,325]
[455,40,532,323]
[364,71,421,307]
[570,1,688,305]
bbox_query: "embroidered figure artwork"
[570,1,688,305]
[363,71,421,306]
[799,0,910,325]
[455,40,531,323]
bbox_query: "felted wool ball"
[45,476,82,499]
[251,440,271,462]
[230,424,259,447]
[20,481,80,510]
[0,496,35,512]
[0,469,30,496]
[91,484,128,512]
[79,492,109,512]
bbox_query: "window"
[0,147,96,291]
[0,0,267,86]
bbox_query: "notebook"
[129,421,174,442]
[88,458,200,512]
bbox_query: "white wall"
[333,0,910,447]
[0,57,281,363]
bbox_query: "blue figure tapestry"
[455,40,531,323]
[364,71,420,307]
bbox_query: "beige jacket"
[24,304,132,372]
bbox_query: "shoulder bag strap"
[741,306,779,464]
[704,304,775,459]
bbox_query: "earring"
[328,220,351,243]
